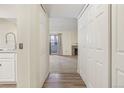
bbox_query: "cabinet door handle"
[0,64,2,66]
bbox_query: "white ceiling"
[43,4,85,18]
[0,4,85,19]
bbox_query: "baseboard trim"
[41,71,49,88]
[79,72,89,88]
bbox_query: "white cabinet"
[0,62,15,81]
[0,53,16,82]
[0,53,15,59]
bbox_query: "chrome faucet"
[5,32,17,50]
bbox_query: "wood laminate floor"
[0,84,16,88]
[43,73,86,88]
[0,73,86,88]
[0,56,85,88]
[50,55,77,73]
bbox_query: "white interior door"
[78,5,111,88]
[112,5,124,87]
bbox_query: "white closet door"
[89,5,110,88]
[112,5,124,87]
[78,5,110,88]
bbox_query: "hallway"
[47,55,85,88]
[1,4,124,88]
[43,73,86,88]
[50,55,77,73]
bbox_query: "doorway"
[50,35,58,55]
[49,34,62,55]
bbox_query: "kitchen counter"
[0,50,16,53]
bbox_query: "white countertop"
[0,49,17,53]
[0,51,16,53]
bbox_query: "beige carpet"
[50,55,77,73]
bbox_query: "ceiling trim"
[77,4,89,19]
[40,4,46,13]
[76,4,86,18]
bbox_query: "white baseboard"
[40,71,49,88]
[79,72,93,88]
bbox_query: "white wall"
[78,5,110,88]
[0,5,16,19]
[49,18,77,55]
[39,7,49,87]
[17,5,49,88]
[0,21,17,49]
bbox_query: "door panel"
[78,5,110,88]
[112,5,124,87]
